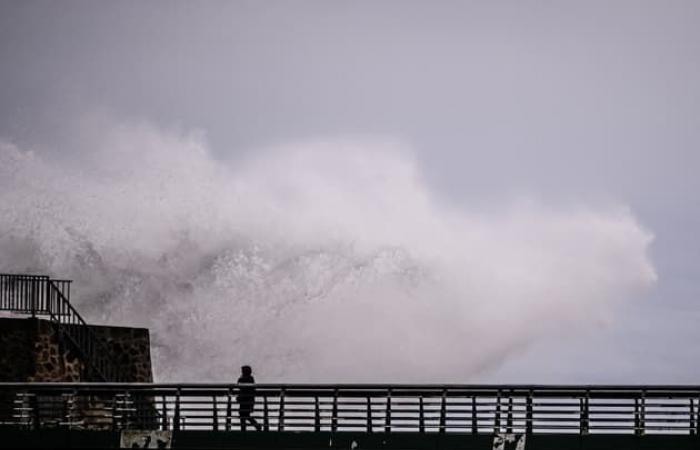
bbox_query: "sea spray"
[0,124,656,381]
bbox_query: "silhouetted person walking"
[237,365,261,431]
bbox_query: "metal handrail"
[0,274,52,315]
[0,274,124,382]
[2,383,699,435]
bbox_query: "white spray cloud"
[0,122,656,382]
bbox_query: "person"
[237,365,261,431]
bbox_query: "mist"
[0,122,655,381]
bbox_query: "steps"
[0,273,123,381]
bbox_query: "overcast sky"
[1,1,699,383]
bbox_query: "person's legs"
[239,408,250,431]
[240,405,262,431]
[249,415,261,431]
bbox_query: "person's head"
[241,365,252,376]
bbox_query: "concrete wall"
[0,317,153,382]
[0,430,699,449]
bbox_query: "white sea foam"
[0,123,656,381]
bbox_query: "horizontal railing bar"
[3,383,699,391]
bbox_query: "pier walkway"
[1,382,699,448]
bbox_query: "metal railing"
[0,274,69,317]
[1,383,699,435]
[0,274,124,382]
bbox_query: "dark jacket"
[237,375,256,407]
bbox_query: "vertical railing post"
[419,395,425,433]
[696,395,700,436]
[45,278,51,316]
[526,391,533,435]
[38,277,44,312]
[581,391,589,435]
[494,391,501,433]
[173,388,181,432]
[367,396,372,433]
[30,277,36,317]
[40,277,45,312]
[385,389,392,433]
[439,390,447,433]
[634,395,643,436]
[263,395,270,431]
[111,393,119,431]
[690,398,696,436]
[161,396,168,430]
[639,391,645,436]
[30,392,39,430]
[225,389,232,431]
[133,391,140,429]
[118,390,129,431]
[331,389,338,433]
[212,395,218,431]
[471,396,477,434]
[278,389,285,432]
[506,394,513,434]
[315,396,321,432]
[127,390,133,430]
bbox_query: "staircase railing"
[0,273,124,382]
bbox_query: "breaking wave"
[0,122,656,381]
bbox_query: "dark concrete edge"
[1,429,699,449]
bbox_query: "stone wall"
[88,324,153,382]
[0,317,36,381]
[0,317,153,382]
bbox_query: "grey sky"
[1,1,699,382]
